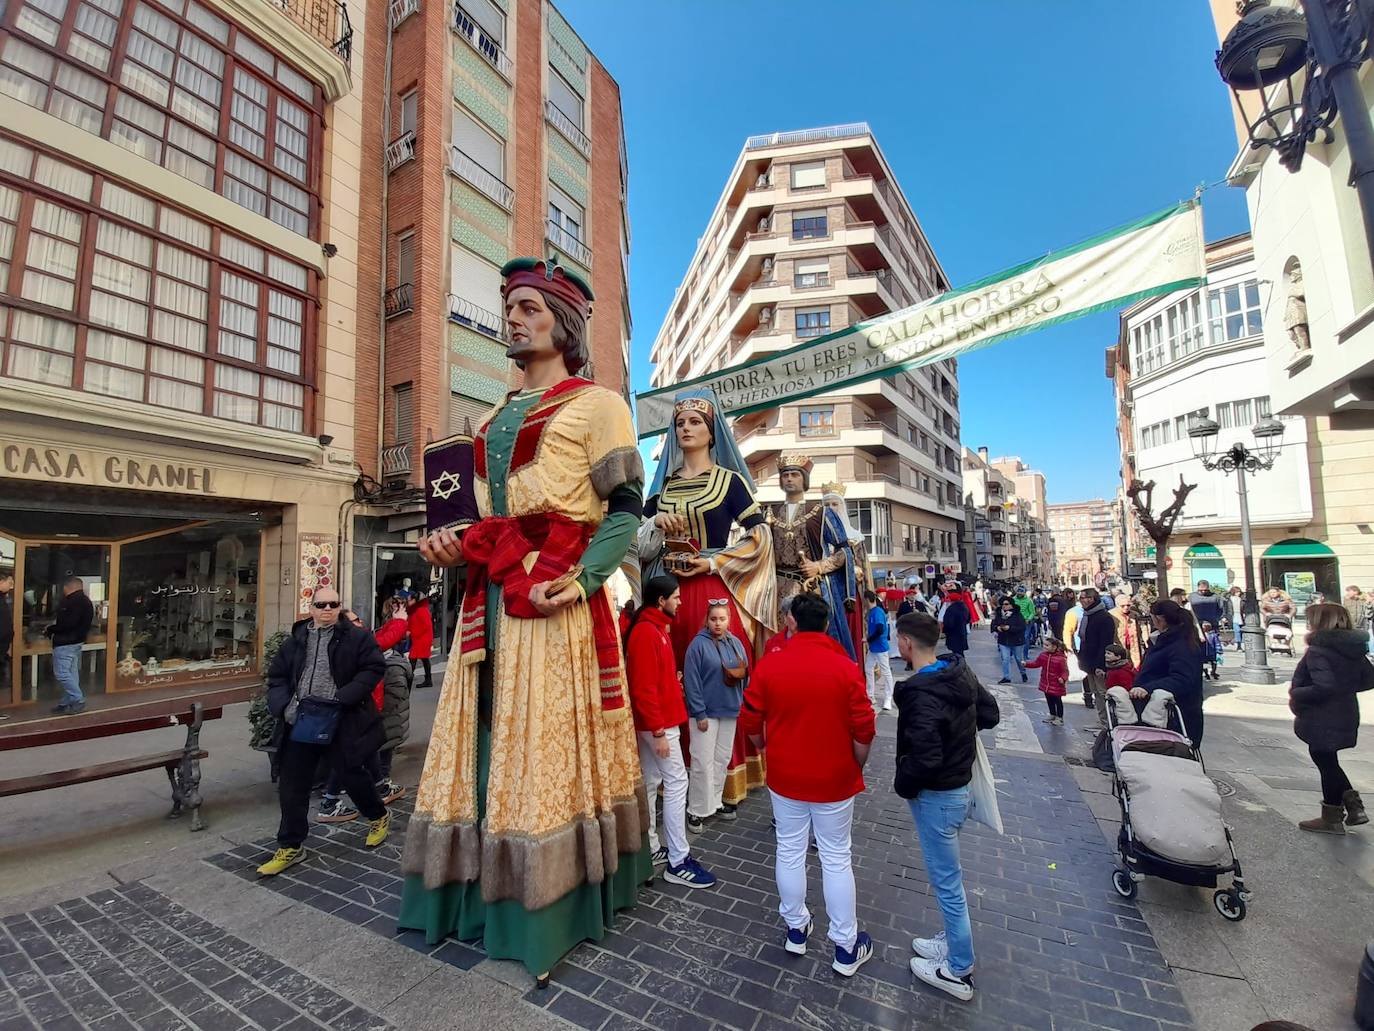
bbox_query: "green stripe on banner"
[636,201,1206,437]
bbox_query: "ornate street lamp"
[1187,415,1287,683]
[1216,0,1374,259]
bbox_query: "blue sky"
[558,0,1252,502]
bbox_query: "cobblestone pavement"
[0,881,390,1031]
[204,727,1194,1031]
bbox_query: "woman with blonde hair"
[1289,603,1374,833]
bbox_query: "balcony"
[545,99,591,158]
[449,146,514,210]
[744,123,870,151]
[448,293,503,339]
[384,283,413,319]
[382,442,412,479]
[453,2,512,79]
[385,131,416,172]
[546,219,592,268]
[388,0,418,29]
[271,0,354,64]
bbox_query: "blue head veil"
[646,386,756,499]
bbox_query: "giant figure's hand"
[420,528,464,568]
[681,556,711,578]
[801,559,821,579]
[654,512,689,536]
[529,580,580,617]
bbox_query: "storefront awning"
[1262,539,1335,559]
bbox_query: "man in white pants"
[740,592,877,976]
[864,590,895,712]
[623,575,716,888]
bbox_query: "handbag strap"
[713,636,744,675]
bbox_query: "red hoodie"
[624,607,688,734]
[1105,664,1137,693]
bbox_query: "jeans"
[638,728,690,865]
[277,738,385,848]
[688,716,737,818]
[1309,746,1354,806]
[866,651,894,709]
[998,644,1025,680]
[1024,621,1038,650]
[909,786,975,975]
[52,644,83,705]
[770,790,857,951]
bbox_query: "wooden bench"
[0,703,218,831]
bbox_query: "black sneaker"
[317,798,358,824]
[1021,673,1028,683]
[650,846,668,867]
[687,814,705,834]
[717,804,738,822]
[997,678,1011,685]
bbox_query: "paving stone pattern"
[207,736,1194,1031]
[0,882,390,1031]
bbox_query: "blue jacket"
[866,605,890,654]
[1136,627,1206,743]
[684,629,748,719]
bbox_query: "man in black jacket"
[46,576,94,715]
[892,612,999,1004]
[258,586,389,876]
[991,597,1027,685]
[1077,588,1117,728]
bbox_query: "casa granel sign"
[0,442,217,494]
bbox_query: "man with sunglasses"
[259,587,389,876]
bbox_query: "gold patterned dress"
[399,378,650,976]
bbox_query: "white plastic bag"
[1065,653,1086,683]
[967,738,1004,835]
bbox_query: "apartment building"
[990,455,1053,581]
[1047,499,1119,587]
[647,123,963,581]
[0,0,364,712]
[1208,2,1374,593]
[348,0,631,638]
[962,447,1018,580]
[1107,233,1340,605]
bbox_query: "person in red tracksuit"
[406,594,434,687]
[623,575,716,888]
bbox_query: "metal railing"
[388,0,418,29]
[266,0,354,62]
[453,2,512,78]
[744,122,870,151]
[385,131,416,171]
[447,293,504,338]
[381,442,411,478]
[449,146,514,209]
[546,219,592,267]
[544,99,590,157]
[383,283,413,319]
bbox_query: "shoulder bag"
[715,637,748,687]
[290,696,342,745]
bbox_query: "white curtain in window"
[87,330,146,367]
[184,1,228,42]
[214,392,257,423]
[155,278,207,319]
[0,140,34,177]
[100,183,155,226]
[157,244,208,286]
[32,201,83,241]
[89,291,148,335]
[153,310,207,352]
[93,256,151,300]
[9,344,73,385]
[150,345,202,381]
[9,310,76,351]
[26,235,79,279]
[84,362,144,400]
[97,220,153,265]
[149,376,201,410]
[267,255,306,290]
[22,270,75,309]
[219,233,264,272]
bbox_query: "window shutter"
[450,246,502,321]
[794,256,828,275]
[453,107,504,178]
[449,392,489,434]
[393,382,413,445]
[790,160,826,189]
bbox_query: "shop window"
[114,524,261,689]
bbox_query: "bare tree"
[1125,475,1196,596]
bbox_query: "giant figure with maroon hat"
[400,257,650,984]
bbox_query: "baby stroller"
[1107,692,1251,921]
[1265,614,1294,656]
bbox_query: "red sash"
[459,512,625,714]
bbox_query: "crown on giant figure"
[820,482,847,497]
[500,257,594,315]
[673,396,715,419]
[777,453,813,474]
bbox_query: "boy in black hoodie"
[892,612,1000,1004]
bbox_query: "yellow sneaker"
[366,811,390,847]
[256,847,306,877]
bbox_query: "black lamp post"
[1216,0,1374,260]
[1188,415,1287,684]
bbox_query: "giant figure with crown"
[400,258,650,985]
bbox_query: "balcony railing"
[382,442,411,478]
[546,219,592,267]
[270,0,353,63]
[793,273,830,290]
[385,131,416,172]
[453,2,512,78]
[745,122,870,150]
[544,99,590,157]
[447,293,503,338]
[388,0,418,29]
[449,146,514,209]
[383,283,413,319]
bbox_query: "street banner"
[637,201,1205,437]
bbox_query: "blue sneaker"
[785,917,813,956]
[662,856,716,889]
[832,931,873,976]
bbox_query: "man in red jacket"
[624,575,716,889]
[741,591,877,976]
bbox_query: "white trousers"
[636,728,689,865]
[770,791,858,951]
[867,651,894,709]
[688,716,737,819]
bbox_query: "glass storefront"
[371,544,452,656]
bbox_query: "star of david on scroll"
[430,470,462,500]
